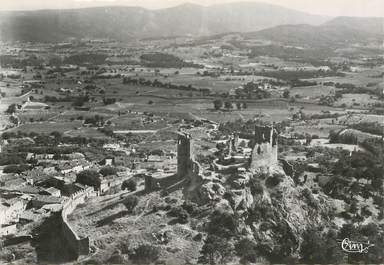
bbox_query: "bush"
[199,234,235,265]
[208,210,238,237]
[129,244,159,264]
[265,173,284,188]
[168,206,189,224]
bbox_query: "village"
[0,14,383,264]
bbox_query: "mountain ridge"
[0,2,330,42]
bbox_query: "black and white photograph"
[0,0,383,264]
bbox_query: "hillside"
[0,2,329,42]
[244,17,383,48]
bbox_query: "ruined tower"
[177,133,194,178]
[249,125,278,170]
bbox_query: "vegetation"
[99,166,117,177]
[76,170,101,189]
[140,53,201,68]
[121,179,137,192]
[129,244,159,264]
[122,195,139,212]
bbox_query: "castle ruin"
[177,133,194,179]
[249,125,278,170]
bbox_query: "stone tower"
[250,125,278,170]
[177,133,193,178]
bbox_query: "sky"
[0,0,384,17]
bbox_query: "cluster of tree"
[63,53,108,66]
[121,179,137,192]
[351,122,384,136]
[322,147,383,205]
[99,166,117,177]
[329,130,358,144]
[84,115,105,127]
[301,223,384,264]
[3,164,30,174]
[76,170,101,189]
[218,119,274,136]
[212,99,247,111]
[319,95,337,106]
[102,98,116,105]
[289,78,317,87]
[140,53,202,68]
[0,153,28,166]
[199,210,239,264]
[122,77,210,95]
[235,82,271,100]
[43,96,72,103]
[0,55,44,68]
[5,104,18,114]
[72,94,90,107]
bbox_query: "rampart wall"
[60,187,96,259]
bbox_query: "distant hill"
[0,2,329,42]
[244,16,383,48]
[324,16,384,35]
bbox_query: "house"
[21,101,49,111]
[58,161,90,174]
[0,224,17,236]
[99,157,115,166]
[99,175,125,194]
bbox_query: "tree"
[300,229,328,264]
[213,99,223,110]
[76,170,101,189]
[123,195,139,212]
[199,234,234,265]
[224,101,233,110]
[283,90,290,98]
[236,102,242,110]
[99,166,117,177]
[121,179,137,192]
[5,104,17,114]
